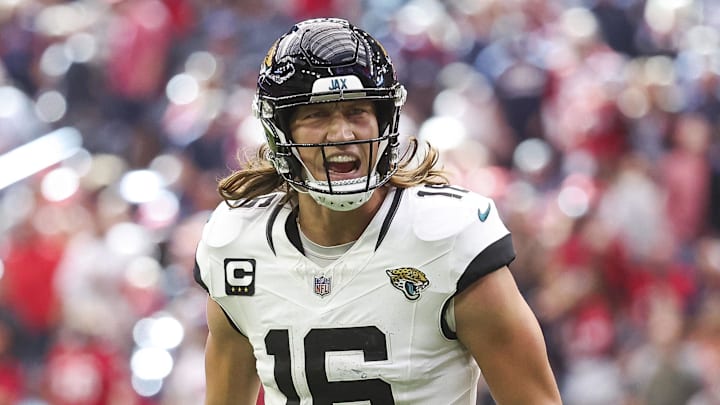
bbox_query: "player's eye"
[345,103,373,116]
[300,109,327,120]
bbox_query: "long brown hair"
[218,137,448,208]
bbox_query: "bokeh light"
[131,348,174,380]
[561,7,598,40]
[617,87,650,119]
[105,222,154,257]
[166,74,200,105]
[133,314,184,350]
[119,170,165,204]
[185,51,218,81]
[132,376,164,398]
[418,116,466,151]
[557,185,590,218]
[125,256,162,290]
[35,90,68,123]
[41,167,79,202]
[0,86,27,118]
[433,89,469,118]
[65,32,98,63]
[0,127,82,191]
[0,184,35,231]
[513,138,553,175]
[237,116,267,148]
[40,43,72,77]
[84,154,127,190]
[149,154,184,186]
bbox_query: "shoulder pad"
[409,185,495,241]
[201,193,284,248]
[202,203,240,248]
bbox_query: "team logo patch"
[314,275,332,297]
[385,267,430,300]
[224,259,255,296]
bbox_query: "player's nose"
[325,112,355,142]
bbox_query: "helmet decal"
[262,39,279,69]
[311,75,363,93]
[266,57,296,85]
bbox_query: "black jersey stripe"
[440,234,516,339]
[265,199,287,256]
[221,305,247,337]
[285,206,304,254]
[440,297,455,340]
[194,261,248,337]
[193,260,208,293]
[457,233,515,294]
[375,187,405,251]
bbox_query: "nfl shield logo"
[314,275,332,297]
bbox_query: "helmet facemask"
[253,18,407,211]
[255,94,405,211]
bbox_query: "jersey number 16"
[265,326,395,404]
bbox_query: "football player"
[194,17,561,405]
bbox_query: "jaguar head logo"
[385,267,430,300]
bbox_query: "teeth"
[326,155,356,163]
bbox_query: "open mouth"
[324,154,361,178]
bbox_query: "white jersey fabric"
[195,184,515,405]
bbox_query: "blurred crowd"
[0,0,719,404]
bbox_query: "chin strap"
[306,172,380,211]
[308,187,376,211]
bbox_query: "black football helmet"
[253,17,407,211]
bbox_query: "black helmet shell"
[257,18,398,108]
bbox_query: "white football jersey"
[195,184,515,405]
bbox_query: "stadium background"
[1,0,719,404]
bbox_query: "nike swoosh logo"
[478,203,491,222]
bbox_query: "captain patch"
[225,259,256,296]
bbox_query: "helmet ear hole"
[376,148,390,177]
[275,108,296,142]
[275,147,303,180]
[374,100,394,135]
[376,133,399,178]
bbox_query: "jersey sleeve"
[193,202,233,296]
[193,245,209,293]
[193,197,281,337]
[193,221,250,336]
[193,193,285,296]
[193,229,214,294]
[193,199,261,297]
[407,186,516,338]
[451,197,515,295]
[439,194,515,339]
[408,186,515,294]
